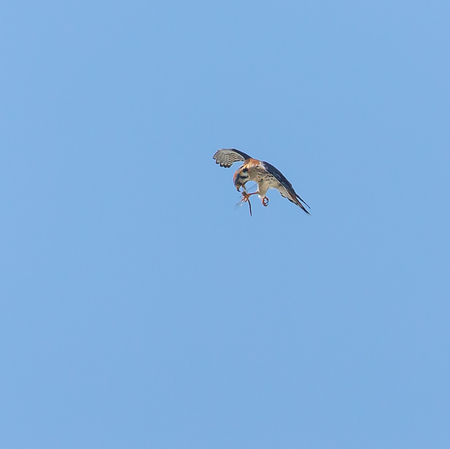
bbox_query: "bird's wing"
[213,148,251,168]
[261,161,311,214]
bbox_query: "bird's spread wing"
[213,148,251,168]
[261,161,311,214]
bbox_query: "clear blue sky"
[2,1,450,448]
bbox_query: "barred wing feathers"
[213,149,251,168]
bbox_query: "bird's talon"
[262,197,269,206]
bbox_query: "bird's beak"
[233,172,246,192]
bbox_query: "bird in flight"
[213,148,310,215]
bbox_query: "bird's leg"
[242,191,258,202]
[262,196,269,207]
[236,189,254,217]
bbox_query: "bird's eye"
[242,168,248,173]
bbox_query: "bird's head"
[233,167,250,191]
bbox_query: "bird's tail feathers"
[292,192,311,214]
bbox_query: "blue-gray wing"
[213,148,251,168]
[261,161,311,214]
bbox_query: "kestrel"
[213,148,310,214]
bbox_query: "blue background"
[2,1,450,447]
